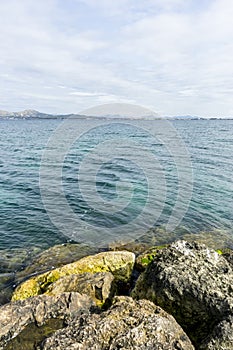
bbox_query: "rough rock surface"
[45,272,115,307]
[199,314,233,350]
[132,240,233,346]
[0,292,93,349]
[12,251,135,301]
[41,296,194,350]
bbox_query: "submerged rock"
[12,251,135,301]
[0,273,15,305]
[16,243,98,281]
[0,247,40,273]
[132,240,233,346]
[0,292,93,349]
[45,272,115,307]
[41,296,194,350]
[183,230,233,251]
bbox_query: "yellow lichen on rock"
[12,251,135,301]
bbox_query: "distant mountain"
[164,115,204,120]
[0,109,231,120]
[0,109,86,119]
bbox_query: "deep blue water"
[0,118,232,252]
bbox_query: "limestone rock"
[132,240,233,346]
[45,272,115,307]
[12,251,135,301]
[41,296,194,350]
[0,292,93,349]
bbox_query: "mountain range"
[0,109,230,120]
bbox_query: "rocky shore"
[0,240,232,349]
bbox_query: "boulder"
[200,314,233,350]
[0,292,93,349]
[12,251,135,301]
[41,296,194,350]
[131,240,233,346]
[45,272,115,307]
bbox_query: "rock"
[131,240,233,346]
[0,273,15,306]
[16,243,98,281]
[45,272,115,307]
[0,247,40,274]
[12,251,135,301]
[183,230,233,251]
[41,296,194,350]
[135,245,168,271]
[199,314,233,350]
[0,292,93,349]
[222,249,233,267]
[108,240,150,255]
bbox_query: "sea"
[0,118,232,279]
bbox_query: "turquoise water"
[0,119,232,252]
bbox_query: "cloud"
[0,0,233,116]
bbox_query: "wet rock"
[12,251,135,301]
[0,247,40,273]
[0,273,15,305]
[45,272,115,307]
[41,296,194,350]
[199,314,233,350]
[0,292,93,349]
[16,243,98,281]
[108,240,150,255]
[132,240,233,346]
[183,230,233,251]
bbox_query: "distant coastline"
[0,109,233,120]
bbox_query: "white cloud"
[0,0,233,116]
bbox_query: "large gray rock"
[45,272,116,307]
[0,292,93,349]
[131,240,233,346]
[41,296,194,350]
[200,314,233,350]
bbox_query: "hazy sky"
[1,0,233,117]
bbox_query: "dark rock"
[200,314,233,350]
[223,250,233,267]
[0,273,15,306]
[131,240,233,346]
[41,296,194,350]
[45,272,116,307]
[0,292,93,349]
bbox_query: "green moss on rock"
[136,245,168,270]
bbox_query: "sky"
[0,0,233,117]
